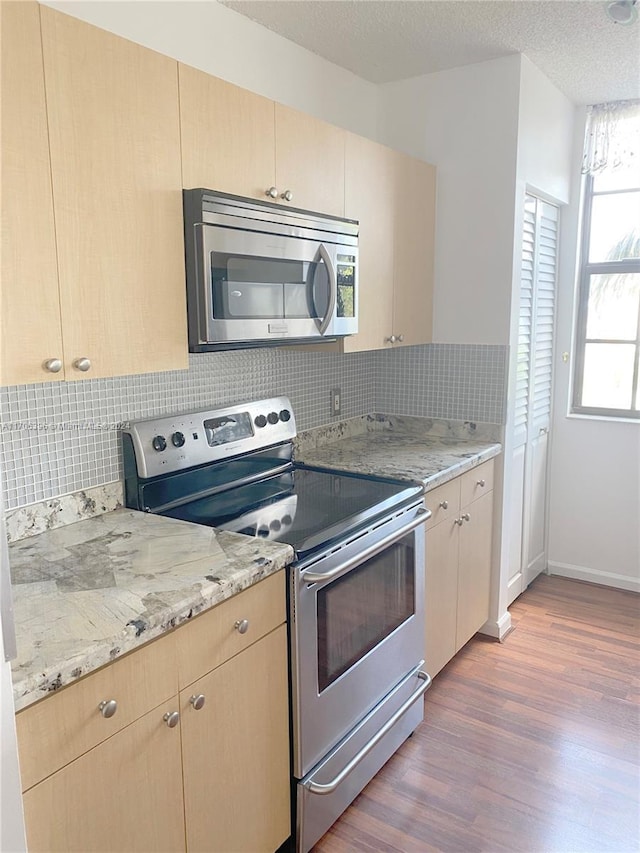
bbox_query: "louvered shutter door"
[530,201,558,432]
[515,196,536,447]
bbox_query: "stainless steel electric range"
[122,397,432,852]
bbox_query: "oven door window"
[316,534,415,693]
[210,252,330,321]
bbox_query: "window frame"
[572,173,640,419]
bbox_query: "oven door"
[290,503,427,779]
[197,224,342,343]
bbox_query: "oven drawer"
[176,571,285,689]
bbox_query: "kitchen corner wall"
[0,343,506,511]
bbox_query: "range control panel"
[123,397,296,479]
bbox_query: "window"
[573,105,640,418]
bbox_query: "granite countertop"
[296,414,502,490]
[9,509,293,711]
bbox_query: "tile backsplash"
[0,343,507,510]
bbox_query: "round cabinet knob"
[279,409,291,422]
[43,358,63,374]
[454,518,463,526]
[189,694,206,711]
[267,411,279,425]
[397,334,405,343]
[152,435,167,452]
[254,414,267,428]
[73,357,91,372]
[234,619,250,634]
[163,711,180,728]
[266,186,279,199]
[439,500,448,510]
[477,479,486,487]
[171,431,186,448]
[98,699,118,718]
[281,190,293,202]
[385,335,397,344]
[461,513,471,522]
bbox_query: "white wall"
[377,55,522,346]
[42,0,378,138]
[548,110,640,592]
[0,465,26,853]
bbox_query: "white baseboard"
[479,611,512,641]
[547,561,640,593]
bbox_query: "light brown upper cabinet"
[392,151,436,348]
[274,103,345,217]
[344,137,436,352]
[1,2,64,385]
[343,134,396,353]
[179,65,276,201]
[179,67,345,216]
[37,7,187,382]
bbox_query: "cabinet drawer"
[460,459,495,507]
[176,571,286,689]
[424,480,460,529]
[17,631,177,791]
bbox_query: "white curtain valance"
[581,99,640,175]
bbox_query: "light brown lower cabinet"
[22,699,186,853]
[424,459,496,676]
[17,574,290,853]
[181,624,290,853]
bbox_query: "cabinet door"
[1,1,64,385]
[179,65,276,200]
[392,152,435,348]
[275,103,345,217]
[22,701,185,853]
[181,625,290,853]
[456,490,494,650]
[343,133,395,352]
[40,8,187,380]
[425,517,459,677]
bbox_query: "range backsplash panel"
[0,344,506,510]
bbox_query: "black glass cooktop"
[161,464,422,559]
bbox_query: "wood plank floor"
[314,575,640,852]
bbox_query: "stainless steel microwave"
[183,189,359,351]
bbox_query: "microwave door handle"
[314,243,336,336]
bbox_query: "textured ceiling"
[221,0,640,105]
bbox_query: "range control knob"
[152,435,167,452]
[267,411,279,425]
[279,409,291,422]
[171,431,186,448]
[254,414,267,428]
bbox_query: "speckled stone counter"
[9,509,293,711]
[296,414,502,490]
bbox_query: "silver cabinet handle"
[305,669,432,795]
[385,335,397,344]
[266,186,278,199]
[281,189,293,202]
[98,699,117,718]
[163,711,180,728]
[439,500,448,510]
[454,517,463,526]
[234,619,249,634]
[43,358,62,373]
[303,507,430,586]
[73,357,91,372]
[189,694,205,711]
[477,479,486,487]
[461,512,471,522]
[397,334,404,343]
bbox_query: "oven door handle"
[304,669,432,795]
[301,506,430,586]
